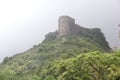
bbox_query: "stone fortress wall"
[58,16,75,37]
[45,15,110,50]
[45,15,102,38]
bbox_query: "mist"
[0,0,120,62]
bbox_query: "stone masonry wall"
[58,16,75,37]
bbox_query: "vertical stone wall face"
[58,16,75,37]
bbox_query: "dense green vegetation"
[0,33,119,80]
[1,50,120,80]
[44,51,120,80]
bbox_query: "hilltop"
[1,16,120,80]
[46,16,108,38]
[46,16,110,51]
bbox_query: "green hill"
[0,34,112,80]
[1,16,120,80]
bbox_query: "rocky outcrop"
[45,31,58,39]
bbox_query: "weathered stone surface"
[45,16,104,39]
[58,16,75,37]
[57,16,102,37]
[45,30,58,39]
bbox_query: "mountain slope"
[0,34,111,80]
[0,16,113,80]
[44,51,120,80]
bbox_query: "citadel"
[45,16,102,39]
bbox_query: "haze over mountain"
[0,16,116,80]
[0,0,120,62]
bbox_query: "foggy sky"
[0,0,120,62]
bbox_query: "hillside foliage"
[0,34,118,80]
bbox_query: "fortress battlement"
[45,16,102,39]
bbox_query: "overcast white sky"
[0,0,120,62]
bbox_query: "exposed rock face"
[45,31,58,39]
